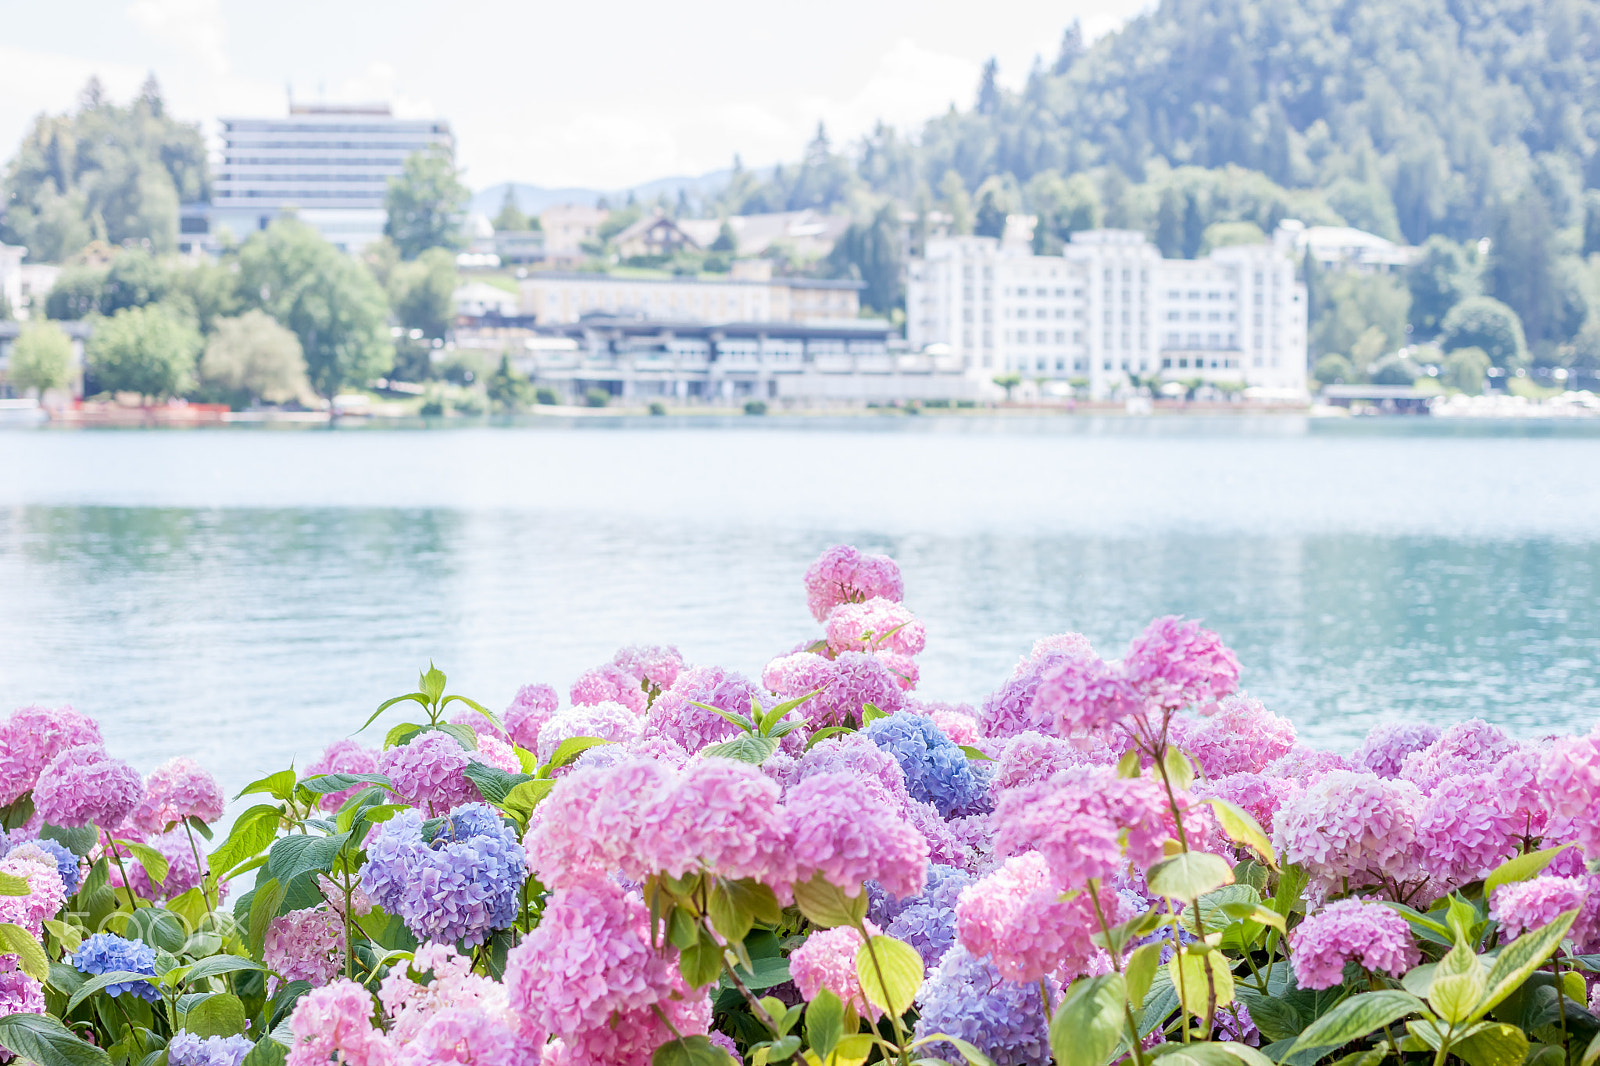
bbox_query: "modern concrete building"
[206,103,453,252]
[906,223,1309,398]
[475,313,970,403]
[517,269,864,325]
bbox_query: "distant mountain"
[470,167,762,217]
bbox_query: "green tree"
[1488,190,1559,345]
[827,204,902,314]
[1406,236,1480,336]
[711,220,738,253]
[1369,350,1421,385]
[973,176,1012,239]
[388,247,458,340]
[491,187,529,232]
[0,75,206,260]
[1310,273,1410,360]
[487,353,532,411]
[44,264,108,320]
[1312,353,1357,385]
[198,310,309,405]
[1181,192,1205,258]
[384,144,469,259]
[87,302,200,399]
[7,320,74,394]
[1200,221,1266,253]
[100,248,170,314]
[938,171,971,236]
[238,218,394,398]
[1441,346,1491,394]
[1155,189,1182,257]
[172,260,243,330]
[1439,296,1528,367]
[993,372,1022,400]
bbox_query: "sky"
[0,0,1151,193]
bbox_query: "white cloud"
[127,0,229,76]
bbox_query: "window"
[1055,358,1065,371]
[1207,333,1221,346]
[1207,291,1221,300]
[1253,355,1264,367]
[1036,330,1047,343]
[1163,357,1173,368]
[1055,309,1067,319]
[1166,332,1180,346]
[1167,311,1181,321]
[1208,311,1221,322]
[1055,288,1066,297]
[1187,333,1200,347]
[1054,330,1066,343]
[1188,291,1201,300]
[1187,311,1200,322]
[1168,291,1181,299]
[1035,287,1048,297]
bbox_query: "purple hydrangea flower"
[71,933,160,1001]
[167,1029,253,1066]
[914,944,1054,1066]
[360,804,526,947]
[863,713,988,817]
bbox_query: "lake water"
[2,415,1599,797]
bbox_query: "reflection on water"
[2,502,1597,796]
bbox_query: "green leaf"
[1168,947,1235,1019]
[440,694,501,732]
[0,1012,112,1066]
[1179,884,1262,936]
[44,918,84,954]
[912,1035,998,1066]
[1477,908,1580,1017]
[242,1038,289,1066]
[66,969,159,1012]
[237,769,297,802]
[1483,845,1574,905]
[181,955,269,986]
[382,721,427,749]
[1164,746,1196,789]
[708,880,756,944]
[116,839,169,888]
[805,988,845,1062]
[805,726,855,750]
[791,872,868,928]
[1147,851,1235,900]
[298,772,394,795]
[208,804,283,877]
[0,871,29,896]
[514,745,540,775]
[124,907,188,952]
[1050,973,1127,1066]
[854,934,923,1017]
[760,690,817,733]
[461,762,531,804]
[183,992,249,1037]
[420,663,447,703]
[1582,1029,1600,1066]
[0,921,49,980]
[434,722,479,751]
[1428,942,1487,1024]
[1116,748,1142,778]
[41,823,100,857]
[1285,990,1427,1058]
[364,692,431,734]
[263,833,349,887]
[1205,797,1278,868]
[652,1034,734,1066]
[732,955,792,991]
[700,734,778,765]
[957,745,994,761]
[247,877,286,957]
[542,736,613,773]
[861,702,888,725]
[1452,1022,1529,1066]
[692,700,757,734]
[502,779,557,822]
[1236,990,1304,1042]
[1126,942,1163,1009]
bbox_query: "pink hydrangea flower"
[1177,695,1297,778]
[446,707,509,743]
[793,733,912,812]
[397,1006,526,1066]
[286,980,394,1066]
[784,771,928,899]
[1415,773,1521,887]
[1493,745,1550,840]
[1542,728,1600,853]
[120,829,226,902]
[536,702,641,768]
[1491,876,1588,941]
[504,684,559,752]
[379,942,518,1046]
[789,923,882,1019]
[1400,719,1517,794]
[612,644,684,691]
[378,732,478,816]
[1192,772,1302,836]
[989,732,1115,795]
[129,757,224,833]
[474,734,523,775]
[811,652,907,728]
[522,757,675,887]
[266,908,344,991]
[1264,747,1349,785]
[306,739,382,812]
[907,799,982,871]
[1353,722,1442,779]
[804,545,904,622]
[0,704,103,806]
[0,844,68,937]
[1273,771,1425,900]
[1290,898,1420,989]
[641,665,771,753]
[764,652,834,699]
[503,878,680,1039]
[549,991,711,1066]
[956,852,1128,984]
[32,745,144,829]
[878,652,921,692]
[1027,633,1095,664]
[636,758,789,884]
[982,644,1113,738]
[825,597,926,657]
[928,707,980,745]
[1122,617,1240,712]
[1034,653,1141,737]
[571,663,647,715]
[0,968,45,1025]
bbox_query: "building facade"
[517,272,863,325]
[207,104,454,252]
[482,314,969,403]
[907,224,1309,397]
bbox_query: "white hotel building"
[204,104,453,252]
[907,222,1309,397]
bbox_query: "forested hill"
[917,0,1600,244]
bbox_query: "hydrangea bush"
[1,545,1598,1066]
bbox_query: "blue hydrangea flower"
[863,713,989,817]
[70,934,160,1001]
[914,945,1054,1066]
[868,863,974,969]
[167,1030,253,1066]
[29,837,82,895]
[361,805,526,947]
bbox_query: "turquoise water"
[2,416,1598,796]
